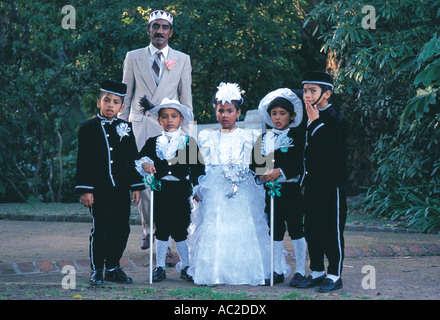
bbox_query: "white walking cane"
[270,194,274,287]
[143,174,160,285]
[267,180,281,287]
[149,188,154,284]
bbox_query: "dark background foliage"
[1,0,439,231]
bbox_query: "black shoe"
[180,266,194,282]
[104,267,133,284]
[264,272,284,286]
[152,266,166,282]
[289,272,306,287]
[90,269,104,285]
[318,277,343,292]
[296,274,326,288]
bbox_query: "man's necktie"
[152,51,162,84]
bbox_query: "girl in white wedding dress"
[187,83,289,286]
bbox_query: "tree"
[0,0,310,202]
[1,0,84,202]
[305,0,440,231]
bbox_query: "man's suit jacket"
[120,46,192,151]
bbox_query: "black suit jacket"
[75,115,145,194]
[137,134,205,187]
[303,104,347,188]
[250,128,305,186]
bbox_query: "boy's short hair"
[158,107,182,118]
[267,97,294,116]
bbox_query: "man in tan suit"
[120,10,192,254]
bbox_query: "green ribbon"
[143,175,161,191]
[265,180,282,198]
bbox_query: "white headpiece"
[258,88,303,128]
[149,10,173,26]
[214,82,243,105]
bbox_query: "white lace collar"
[261,128,293,156]
[156,128,188,160]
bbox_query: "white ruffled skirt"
[187,166,288,286]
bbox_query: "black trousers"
[265,183,304,242]
[153,180,192,242]
[304,184,347,276]
[89,187,131,270]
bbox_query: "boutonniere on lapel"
[280,136,294,153]
[116,123,131,141]
[164,59,177,71]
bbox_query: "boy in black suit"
[297,71,348,292]
[136,97,204,282]
[251,88,307,286]
[75,80,145,285]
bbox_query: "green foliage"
[0,0,309,202]
[1,0,85,202]
[307,0,440,231]
[402,33,440,124]
[358,184,440,233]
[356,114,440,232]
[174,0,306,121]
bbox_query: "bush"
[306,0,440,231]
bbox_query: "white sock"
[175,240,189,268]
[292,237,306,276]
[311,271,325,279]
[155,239,168,268]
[273,241,284,274]
[326,274,340,282]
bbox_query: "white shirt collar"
[148,43,170,59]
[272,128,290,136]
[319,103,332,111]
[97,113,118,123]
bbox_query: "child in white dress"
[187,83,287,286]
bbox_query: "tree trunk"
[57,130,63,202]
[33,124,45,197]
[4,177,27,202]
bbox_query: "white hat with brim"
[149,98,194,124]
[258,88,303,128]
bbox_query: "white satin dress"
[187,128,289,286]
